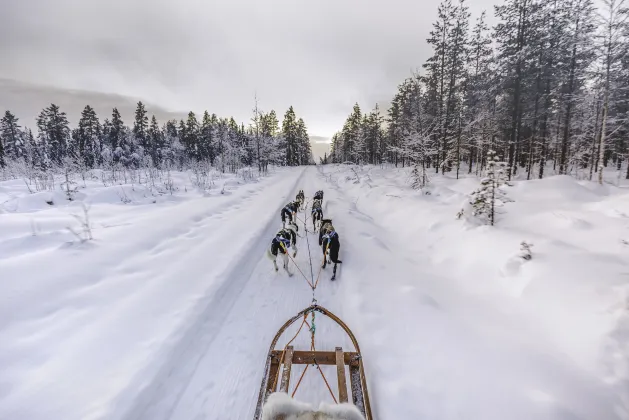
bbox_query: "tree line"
[327,0,629,186]
[0,100,314,175]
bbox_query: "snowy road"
[127,166,355,420]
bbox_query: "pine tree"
[200,110,214,163]
[596,0,628,184]
[133,101,149,151]
[496,0,532,179]
[558,0,597,175]
[76,105,101,168]
[423,0,455,172]
[469,150,510,225]
[147,115,162,166]
[464,11,494,176]
[37,104,70,167]
[109,108,125,157]
[282,106,298,165]
[0,110,23,160]
[184,112,200,161]
[0,129,4,168]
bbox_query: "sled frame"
[253,304,373,420]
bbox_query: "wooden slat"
[350,364,366,416]
[335,347,348,403]
[265,355,280,395]
[271,350,360,366]
[279,346,294,393]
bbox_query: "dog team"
[267,189,342,279]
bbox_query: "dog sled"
[254,304,373,420]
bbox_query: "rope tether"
[272,192,338,405]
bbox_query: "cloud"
[0,0,495,137]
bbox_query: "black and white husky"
[267,222,299,273]
[311,199,323,231]
[318,219,342,279]
[296,190,305,210]
[281,202,299,227]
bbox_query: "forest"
[327,0,629,187]
[0,100,314,182]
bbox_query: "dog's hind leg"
[282,253,289,269]
[281,253,293,276]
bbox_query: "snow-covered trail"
[129,165,622,420]
[129,166,353,420]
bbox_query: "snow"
[1,164,628,420]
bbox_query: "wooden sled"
[254,304,373,420]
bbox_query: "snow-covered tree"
[468,150,511,225]
[1,111,24,160]
[76,105,101,168]
[133,101,149,151]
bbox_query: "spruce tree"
[0,111,23,160]
[200,110,214,163]
[147,115,162,166]
[0,129,4,168]
[133,101,149,150]
[282,106,298,165]
[109,108,124,154]
[184,112,200,161]
[77,105,101,168]
[469,150,510,225]
[37,104,70,167]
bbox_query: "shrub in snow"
[411,161,430,191]
[466,150,512,225]
[61,165,78,201]
[519,241,533,260]
[262,392,365,420]
[67,203,93,243]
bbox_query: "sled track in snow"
[121,169,307,420]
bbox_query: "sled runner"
[254,304,373,420]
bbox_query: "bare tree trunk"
[598,97,609,185]
[589,95,602,180]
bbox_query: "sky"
[0,0,496,139]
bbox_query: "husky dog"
[267,222,299,273]
[281,201,299,227]
[296,190,305,210]
[314,190,324,201]
[319,219,342,279]
[311,200,323,231]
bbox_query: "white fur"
[262,393,365,420]
[267,247,289,270]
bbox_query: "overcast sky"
[0,0,496,138]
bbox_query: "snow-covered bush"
[519,241,533,260]
[466,150,512,225]
[411,161,430,191]
[66,203,93,243]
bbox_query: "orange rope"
[280,242,314,289]
[313,242,329,289]
[316,363,338,404]
[271,313,308,392]
[291,364,310,398]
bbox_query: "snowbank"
[318,164,629,420]
[0,166,305,420]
